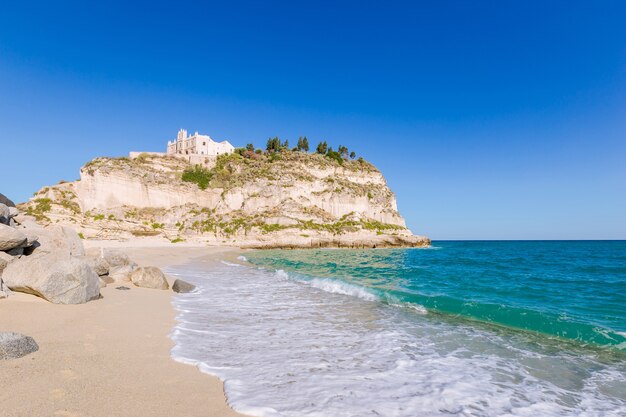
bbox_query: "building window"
[203,142,206,146]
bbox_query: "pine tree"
[302,137,309,152]
[266,137,281,152]
[316,141,328,154]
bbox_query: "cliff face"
[20,152,430,249]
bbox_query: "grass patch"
[26,198,52,222]
[182,165,213,190]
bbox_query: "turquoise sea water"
[169,241,626,416]
[247,241,626,349]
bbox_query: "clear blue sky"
[1,1,625,239]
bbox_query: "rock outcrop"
[19,151,430,248]
[0,199,101,304]
[172,279,196,293]
[2,252,101,304]
[130,266,169,290]
[0,332,39,360]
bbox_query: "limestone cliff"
[19,152,430,248]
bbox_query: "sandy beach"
[0,243,246,417]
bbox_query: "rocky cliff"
[20,152,430,248]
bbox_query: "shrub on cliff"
[181,165,213,190]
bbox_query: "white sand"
[0,244,248,417]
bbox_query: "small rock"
[172,279,196,293]
[130,266,169,290]
[0,224,27,251]
[0,332,39,360]
[115,286,131,291]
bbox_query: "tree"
[302,136,309,152]
[282,139,289,150]
[349,151,356,159]
[316,141,328,154]
[266,137,281,153]
[246,143,255,152]
[338,145,349,159]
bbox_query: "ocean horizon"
[168,241,626,417]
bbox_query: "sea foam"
[169,259,626,417]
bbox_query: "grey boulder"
[0,204,9,225]
[34,225,85,257]
[2,252,101,304]
[85,248,137,277]
[0,193,15,208]
[0,332,39,360]
[172,279,196,293]
[0,224,27,251]
[130,267,169,290]
[0,251,15,275]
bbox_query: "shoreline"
[0,243,247,417]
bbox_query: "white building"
[167,129,235,156]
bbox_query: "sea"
[167,241,626,417]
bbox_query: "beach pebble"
[172,279,196,293]
[0,332,39,360]
[115,286,131,291]
[130,266,169,290]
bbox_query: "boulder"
[0,251,15,275]
[43,225,85,257]
[85,254,110,276]
[8,207,19,218]
[172,279,196,293]
[130,267,169,290]
[85,248,137,277]
[101,249,136,269]
[0,224,27,251]
[2,252,100,304]
[0,203,9,225]
[108,264,137,282]
[100,275,115,285]
[0,332,39,360]
[20,232,39,248]
[0,193,15,208]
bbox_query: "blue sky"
[1,1,625,239]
